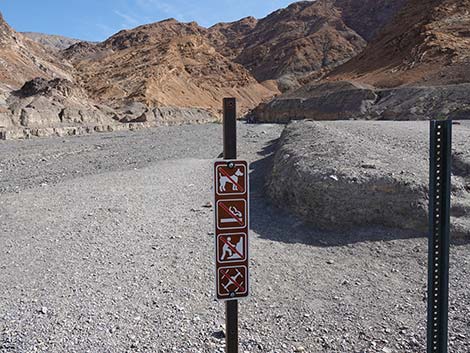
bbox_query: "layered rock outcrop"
[267,120,470,237]
[253,81,470,122]
[22,32,82,51]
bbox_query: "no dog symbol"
[216,162,247,196]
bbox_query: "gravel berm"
[0,123,469,352]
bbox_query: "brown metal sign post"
[214,98,250,353]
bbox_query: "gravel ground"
[0,123,469,352]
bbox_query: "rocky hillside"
[0,13,72,90]
[209,0,406,90]
[253,0,470,122]
[22,32,82,51]
[63,19,278,115]
[330,0,470,87]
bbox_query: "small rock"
[40,307,48,314]
[294,346,306,352]
[202,202,213,208]
[211,330,225,340]
[329,175,339,181]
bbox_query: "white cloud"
[135,0,189,22]
[114,10,140,27]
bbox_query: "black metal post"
[223,97,238,353]
[223,98,237,160]
[427,120,452,353]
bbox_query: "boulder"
[267,120,470,237]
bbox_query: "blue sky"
[1,0,298,42]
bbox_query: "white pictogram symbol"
[217,200,247,230]
[221,206,243,224]
[219,168,244,193]
[219,266,247,295]
[220,236,244,261]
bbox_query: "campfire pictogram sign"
[214,160,250,300]
[216,199,247,230]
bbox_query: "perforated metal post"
[427,120,452,353]
[223,97,238,353]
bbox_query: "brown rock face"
[21,32,82,51]
[334,0,408,41]
[330,0,470,87]
[208,0,407,90]
[208,16,258,60]
[211,1,366,89]
[253,0,470,122]
[0,12,72,90]
[66,20,278,114]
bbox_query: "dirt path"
[0,123,469,352]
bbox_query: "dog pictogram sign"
[214,160,249,300]
[216,162,247,196]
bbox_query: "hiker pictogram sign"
[217,233,247,263]
[216,162,247,196]
[217,266,248,298]
[214,160,250,300]
[216,199,247,230]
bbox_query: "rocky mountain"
[0,12,72,91]
[253,0,470,122]
[330,0,470,87]
[209,0,407,90]
[64,19,278,115]
[22,32,82,51]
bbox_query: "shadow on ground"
[248,138,469,247]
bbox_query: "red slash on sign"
[219,167,244,193]
[220,269,245,292]
[219,202,243,226]
[216,162,247,196]
[218,266,248,297]
[221,237,243,259]
[217,233,247,264]
[216,199,247,230]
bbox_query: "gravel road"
[0,123,469,352]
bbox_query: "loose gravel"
[0,123,469,352]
